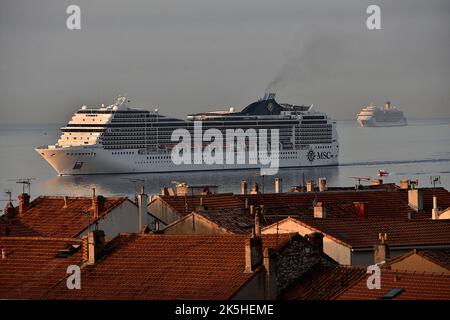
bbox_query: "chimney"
[374,233,390,264]
[241,181,248,195]
[254,207,261,236]
[354,202,368,218]
[372,178,383,185]
[306,180,314,192]
[4,202,16,220]
[87,230,106,264]
[93,195,105,220]
[314,202,327,219]
[250,182,260,194]
[306,232,324,252]
[137,185,149,230]
[18,193,30,215]
[318,178,327,192]
[263,248,277,299]
[399,179,411,189]
[244,234,263,273]
[408,189,423,211]
[196,197,206,211]
[432,195,440,220]
[274,177,282,193]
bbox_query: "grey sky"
[0,0,449,123]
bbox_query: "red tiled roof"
[336,270,450,300]
[191,208,284,234]
[155,193,244,217]
[0,196,127,238]
[385,249,450,272]
[283,265,366,300]
[275,216,450,248]
[0,237,83,299]
[44,234,292,300]
[398,187,450,212]
[237,189,414,220]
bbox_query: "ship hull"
[357,118,407,127]
[36,145,339,176]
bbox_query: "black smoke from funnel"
[265,32,350,93]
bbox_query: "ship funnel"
[263,92,276,100]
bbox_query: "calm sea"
[1,119,450,201]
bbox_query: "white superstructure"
[357,101,407,127]
[36,94,339,175]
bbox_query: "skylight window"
[382,288,403,299]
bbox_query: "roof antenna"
[9,178,35,198]
[430,175,441,189]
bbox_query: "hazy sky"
[0,0,449,123]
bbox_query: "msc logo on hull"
[307,150,332,162]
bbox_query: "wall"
[262,219,352,265]
[163,214,226,235]
[388,254,450,274]
[148,198,181,225]
[80,200,158,238]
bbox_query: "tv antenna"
[430,175,441,188]
[349,176,371,189]
[8,178,35,197]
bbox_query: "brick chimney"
[306,232,324,252]
[4,202,16,220]
[374,233,390,264]
[354,202,368,218]
[18,193,30,215]
[372,178,383,185]
[306,180,314,192]
[254,207,261,236]
[241,181,248,195]
[87,230,106,264]
[314,202,327,219]
[432,195,440,220]
[318,178,327,192]
[399,179,411,189]
[250,182,260,194]
[137,185,149,230]
[274,177,282,193]
[408,189,423,211]
[92,188,105,220]
[263,247,277,299]
[244,234,263,273]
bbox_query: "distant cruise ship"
[357,101,407,127]
[36,94,339,175]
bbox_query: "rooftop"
[336,270,450,300]
[44,233,294,300]
[282,265,367,300]
[0,236,83,299]
[0,195,128,237]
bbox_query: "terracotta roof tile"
[0,237,83,299]
[281,216,450,248]
[0,196,127,238]
[283,265,367,300]
[336,270,450,300]
[156,193,244,217]
[44,234,292,300]
[193,208,283,234]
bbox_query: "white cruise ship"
[357,101,407,127]
[36,94,339,175]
